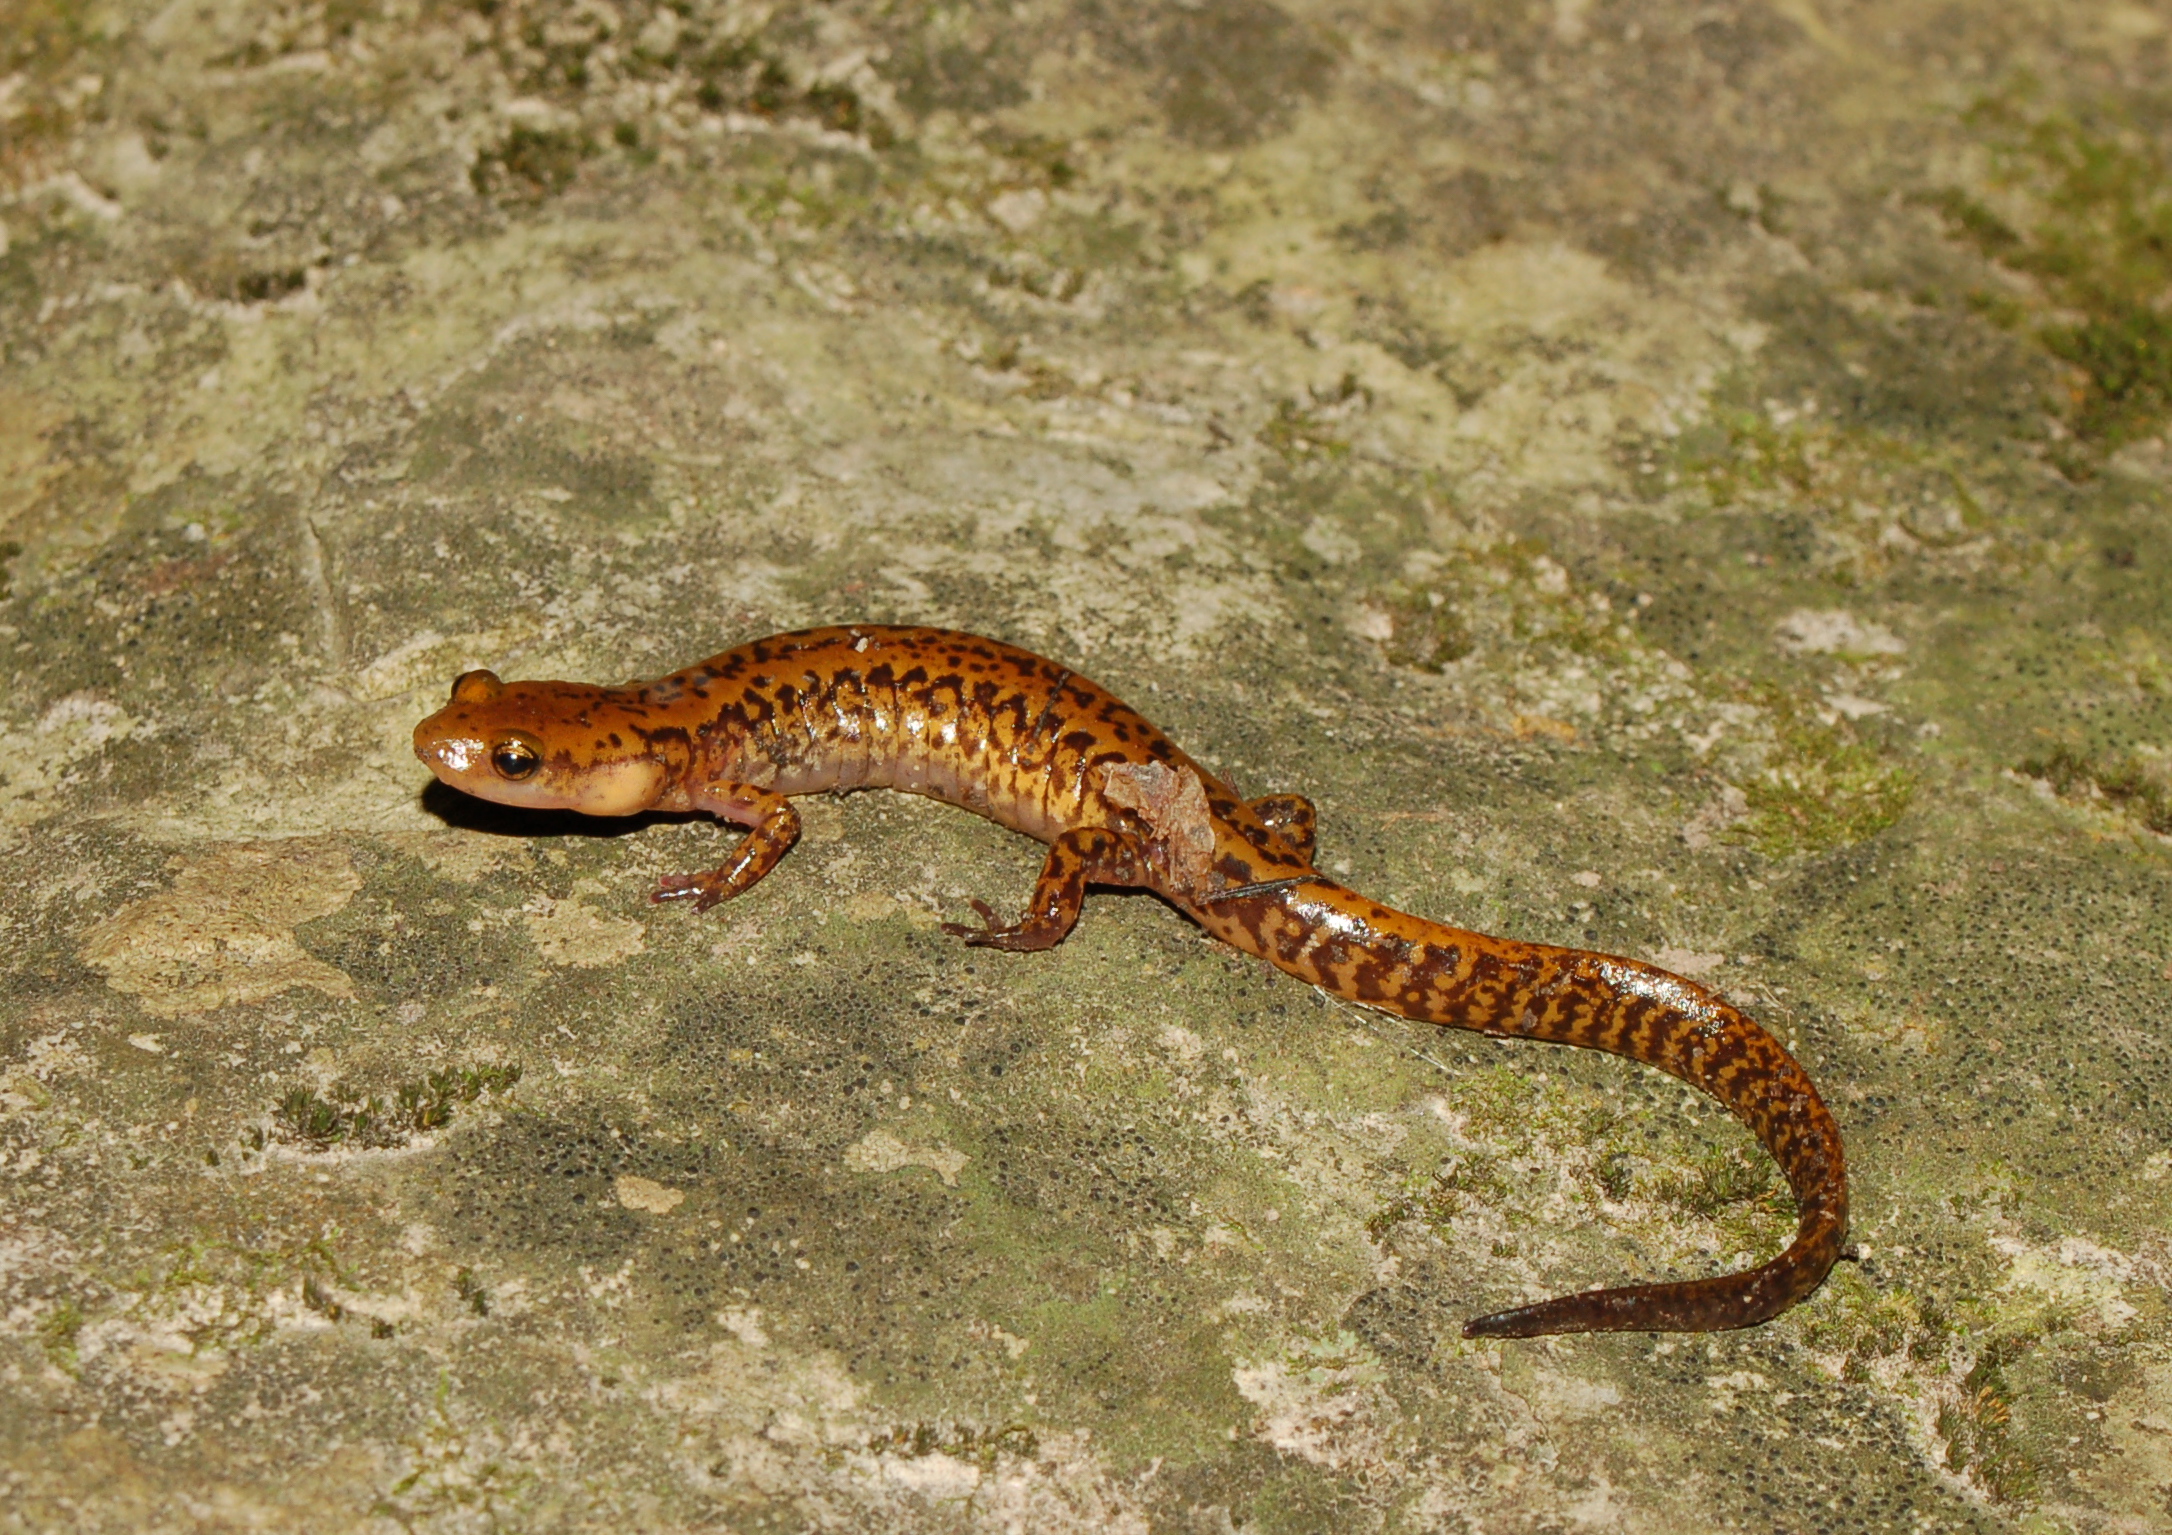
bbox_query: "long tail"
[1198,877,1848,1337]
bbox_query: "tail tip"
[1461,1306,1545,1341]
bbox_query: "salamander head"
[413,668,673,816]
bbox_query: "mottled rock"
[2,1,2170,1530]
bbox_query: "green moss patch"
[1372,587,1475,670]
[1258,371,1369,459]
[1796,1266,1951,1380]
[1940,1333,2045,1504]
[1723,690,1915,858]
[1649,1144,1787,1221]
[1931,96,2172,453]
[1669,407,1821,505]
[274,1065,524,1152]
[1366,1062,1799,1282]
[36,1298,84,1376]
[471,124,597,202]
[860,1420,1041,1468]
[1648,403,1992,566]
[2020,746,2172,836]
[1140,0,1338,149]
[0,0,108,182]
[448,0,897,156]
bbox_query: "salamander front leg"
[653,784,801,914]
[943,826,1151,952]
[1247,793,1317,863]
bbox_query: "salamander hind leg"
[1247,793,1317,863]
[654,785,802,914]
[943,826,1150,952]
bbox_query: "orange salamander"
[413,624,1847,1338]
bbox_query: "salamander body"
[413,624,1847,1338]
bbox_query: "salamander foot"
[941,898,1064,952]
[652,870,734,913]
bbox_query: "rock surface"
[3,1,2171,1529]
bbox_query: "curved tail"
[1451,952,1848,1338]
[1199,878,1848,1337]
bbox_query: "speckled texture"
[2,1,2170,1530]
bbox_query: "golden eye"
[491,736,541,780]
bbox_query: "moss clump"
[1941,1384,2036,1502]
[1374,588,1474,670]
[455,1267,491,1317]
[1930,100,2172,451]
[1258,372,1368,458]
[2021,747,2172,835]
[1920,187,2023,257]
[1365,1153,1513,1243]
[1367,1068,1542,1240]
[863,1422,1040,1469]
[1361,536,1629,682]
[1656,406,1988,555]
[1796,1267,1955,1381]
[1729,742,1914,855]
[1672,408,1820,505]
[274,1065,522,1152]
[471,125,596,202]
[1940,1334,2042,1503]
[1454,1064,1544,1137]
[1594,1147,1637,1201]
[0,0,106,181]
[2043,302,2172,446]
[1723,693,1914,858]
[37,1299,83,1376]
[685,41,893,148]
[1649,1144,1786,1219]
[302,1275,346,1322]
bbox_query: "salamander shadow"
[418,777,707,841]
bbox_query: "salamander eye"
[490,735,541,780]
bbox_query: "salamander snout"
[413,674,672,818]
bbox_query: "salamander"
[413,624,1847,1338]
